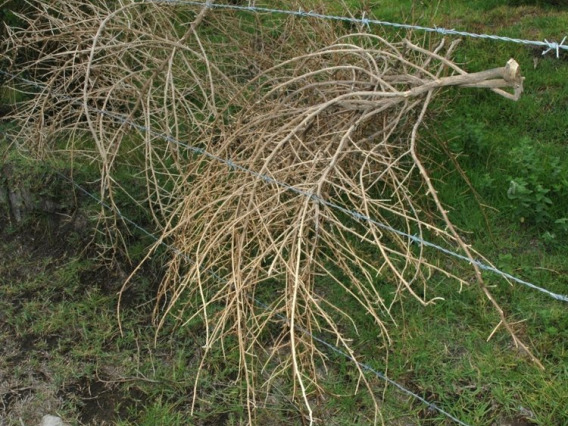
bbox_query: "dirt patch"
[56,377,147,425]
[0,170,156,425]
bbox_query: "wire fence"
[153,0,568,58]
[55,171,470,426]
[1,3,566,423]
[1,68,567,304]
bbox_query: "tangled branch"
[1,1,535,423]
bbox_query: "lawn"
[1,0,567,424]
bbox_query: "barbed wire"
[54,171,470,426]
[152,0,568,58]
[1,68,567,303]
[0,5,564,422]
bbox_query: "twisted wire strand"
[1,69,567,303]
[152,0,568,57]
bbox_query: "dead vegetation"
[1,0,536,423]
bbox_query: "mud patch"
[57,377,147,425]
[0,182,151,424]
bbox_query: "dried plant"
[135,32,529,422]
[1,0,240,247]
[1,1,535,424]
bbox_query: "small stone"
[39,415,68,426]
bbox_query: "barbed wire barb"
[543,36,567,58]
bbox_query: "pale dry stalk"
[1,0,236,258]
[139,33,530,421]
[1,1,539,423]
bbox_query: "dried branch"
[1,2,539,424]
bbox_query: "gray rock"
[39,415,68,426]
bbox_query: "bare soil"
[0,170,153,425]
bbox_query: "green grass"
[0,204,246,425]
[2,1,568,424]
[327,1,568,424]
